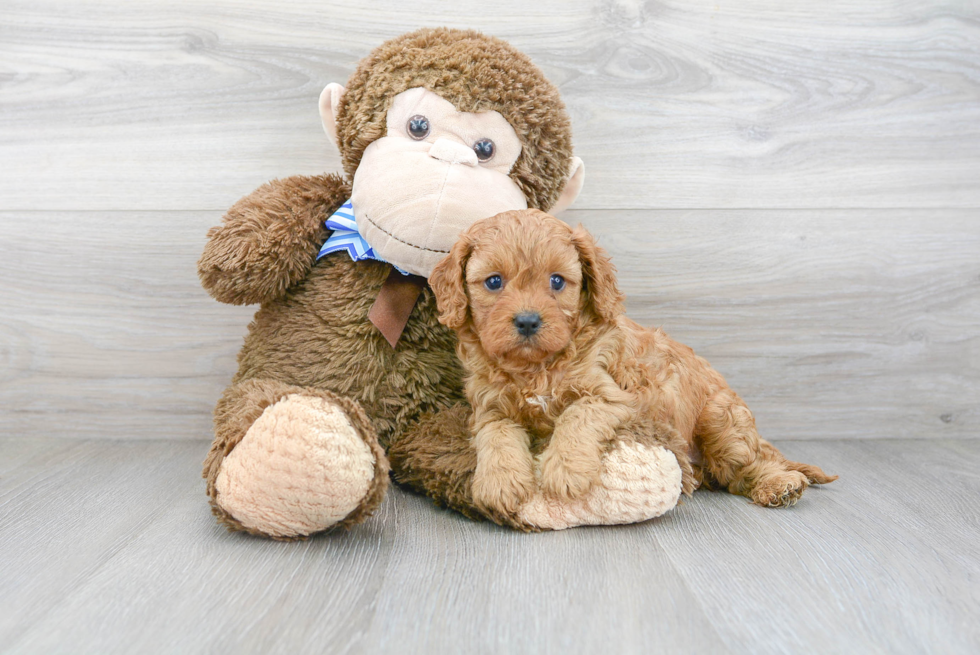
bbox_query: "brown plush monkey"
[198,28,683,539]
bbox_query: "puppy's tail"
[755,440,838,485]
[786,460,838,485]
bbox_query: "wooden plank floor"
[1,437,977,654]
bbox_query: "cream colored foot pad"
[519,442,682,531]
[215,394,376,538]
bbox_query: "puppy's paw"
[539,447,601,502]
[750,471,809,508]
[471,464,535,517]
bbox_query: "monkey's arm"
[389,403,686,532]
[198,173,350,305]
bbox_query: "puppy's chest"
[510,382,577,444]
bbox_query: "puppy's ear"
[429,235,473,330]
[570,226,624,322]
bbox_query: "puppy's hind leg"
[694,388,837,507]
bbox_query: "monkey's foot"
[214,394,386,539]
[519,441,682,530]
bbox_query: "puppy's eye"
[550,274,566,291]
[407,115,430,140]
[484,275,503,291]
[473,138,495,161]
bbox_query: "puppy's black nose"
[513,312,542,338]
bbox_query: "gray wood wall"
[2,0,978,441]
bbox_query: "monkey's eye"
[484,275,503,291]
[473,138,495,161]
[550,274,566,291]
[407,115,430,140]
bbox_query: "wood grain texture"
[577,209,980,440]
[1,209,975,440]
[651,438,980,654]
[0,210,252,440]
[1,0,977,443]
[1,0,978,211]
[0,440,213,648]
[1,437,977,653]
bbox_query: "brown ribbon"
[368,267,427,348]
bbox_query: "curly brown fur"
[429,209,837,514]
[337,27,573,212]
[199,178,468,536]
[198,174,349,306]
[231,251,466,448]
[199,29,582,537]
[388,404,485,523]
[389,403,694,531]
[390,408,535,529]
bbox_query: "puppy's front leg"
[540,400,628,501]
[471,415,536,517]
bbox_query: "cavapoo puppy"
[429,209,836,516]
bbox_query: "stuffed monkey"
[199,28,684,539]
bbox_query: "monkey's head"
[318,28,584,278]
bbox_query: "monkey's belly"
[232,254,466,445]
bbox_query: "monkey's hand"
[198,173,350,305]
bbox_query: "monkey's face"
[350,88,528,277]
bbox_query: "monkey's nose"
[427,138,478,166]
[513,312,542,338]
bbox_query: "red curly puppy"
[429,208,837,516]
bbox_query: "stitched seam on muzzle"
[422,157,454,251]
[363,213,451,253]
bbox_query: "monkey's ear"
[570,225,624,322]
[428,236,473,331]
[319,83,347,149]
[548,157,585,215]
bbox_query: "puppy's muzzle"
[513,311,542,338]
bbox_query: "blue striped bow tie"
[317,200,409,275]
